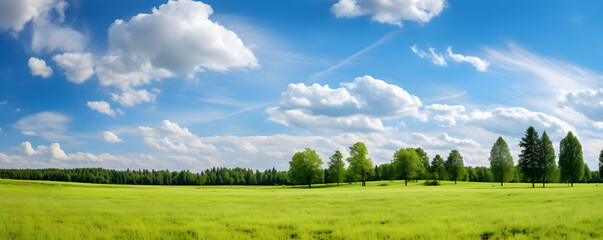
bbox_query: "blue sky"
[1,0,602,171]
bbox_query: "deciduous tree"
[327,150,346,186]
[430,155,446,182]
[346,142,373,187]
[445,150,465,184]
[489,137,514,186]
[289,148,324,188]
[559,131,584,187]
[393,148,420,186]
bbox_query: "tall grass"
[1,179,601,239]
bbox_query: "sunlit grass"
[1,179,602,239]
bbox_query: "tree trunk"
[308,184,311,188]
[571,179,573,187]
[404,176,407,186]
[337,179,339,186]
[542,176,545,188]
[500,168,503,186]
[454,176,457,184]
[532,181,534,188]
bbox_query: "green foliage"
[445,150,465,184]
[414,148,430,180]
[582,165,591,183]
[599,149,603,179]
[540,131,557,187]
[327,150,346,186]
[518,126,542,188]
[393,148,420,186]
[559,131,584,187]
[430,155,447,181]
[289,148,324,188]
[489,136,514,186]
[346,142,373,187]
[423,180,440,186]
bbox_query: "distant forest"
[0,165,601,186]
[2,127,603,186]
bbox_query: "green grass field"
[1,179,602,239]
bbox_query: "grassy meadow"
[1,179,602,239]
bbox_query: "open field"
[1,179,602,239]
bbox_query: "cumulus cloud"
[99,131,123,143]
[330,0,446,26]
[86,100,117,117]
[447,47,489,72]
[138,120,217,154]
[28,57,53,78]
[14,111,71,141]
[4,141,158,169]
[410,132,480,149]
[558,88,603,121]
[470,107,574,137]
[95,0,258,89]
[111,88,160,107]
[32,18,86,53]
[267,75,423,132]
[425,104,468,126]
[0,0,55,32]
[52,53,95,83]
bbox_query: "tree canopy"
[559,131,584,187]
[518,126,542,188]
[327,150,346,186]
[445,150,465,184]
[393,148,420,186]
[346,142,373,187]
[540,131,557,187]
[289,148,324,188]
[489,137,514,186]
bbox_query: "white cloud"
[410,132,480,149]
[447,47,489,72]
[4,141,161,169]
[429,47,446,66]
[558,88,603,121]
[86,101,117,117]
[95,0,257,89]
[331,0,446,26]
[28,57,53,78]
[0,0,55,32]
[52,53,95,83]
[411,45,446,66]
[424,104,468,126]
[32,18,85,53]
[14,111,71,141]
[138,120,217,154]
[485,43,600,93]
[267,75,423,132]
[100,131,123,143]
[470,107,574,137]
[111,88,159,107]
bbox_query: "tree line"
[1,126,603,186]
[288,126,603,187]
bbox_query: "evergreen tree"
[540,131,557,187]
[518,126,542,188]
[327,150,346,186]
[445,150,465,184]
[346,142,373,187]
[559,131,584,187]
[582,165,591,183]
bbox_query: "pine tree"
[489,137,514,186]
[540,131,557,187]
[327,150,346,186]
[518,126,542,188]
[559,131,584,187]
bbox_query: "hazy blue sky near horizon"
[1,0,602,171]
